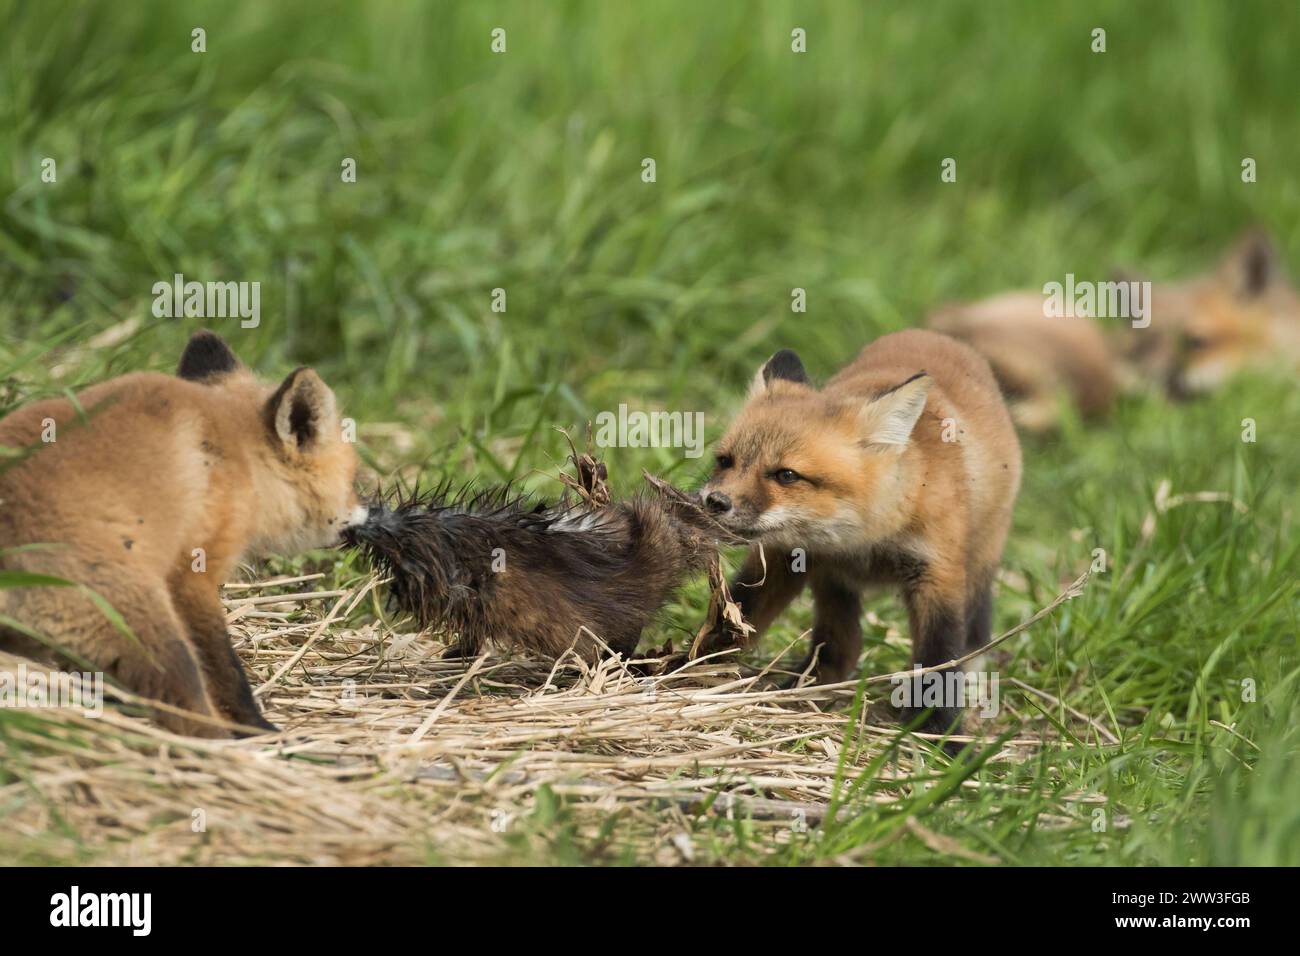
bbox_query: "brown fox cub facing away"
[0,331,365,736]
[702,330,1021,737]
[929,229,1300,431]
[928,294,1119,433]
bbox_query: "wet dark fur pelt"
[345,481,730,662]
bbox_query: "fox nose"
[1165,371,1193,402]
[704,491,732,515]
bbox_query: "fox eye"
[715,453,734,470]
[772,468,802,486]
[1183,333,1212,352]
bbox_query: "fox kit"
[0,331,364,736]
[929,229,1300,429]
[702,330,1021,736]
[928,293,1120,432]
[1123,229,1300,398]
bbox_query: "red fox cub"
[702,330,1021,737]
[928,293,1120,432]
[0,331,365,736]
[1125,229,1300,398]
[928,229,1300,429]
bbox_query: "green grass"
[2,0,1298,865]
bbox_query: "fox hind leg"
[964,581,994,654]
[0,574,228,737]
[903,574,969,746]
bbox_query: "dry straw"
[0,569,1094,865]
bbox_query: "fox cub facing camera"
[702,329,1021,736]
[0,331,365,736]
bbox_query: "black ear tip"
[1242,228,1274,258]
[177,330,239,381]
[185,329,226,348]
[1237,228,1278,294]
[1246,229,1275,255]
[878,370,930,398]
[763,349,808,385]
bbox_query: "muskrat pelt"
[344,467,739,663]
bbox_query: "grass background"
[1,0,1298,864]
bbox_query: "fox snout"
[345,499,372,530]
[704,490,732,514]
[340,498,388,548]
[699,484,767,538]
[330,497,372,540]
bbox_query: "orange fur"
[702,330,1021,737]
[929,293,1119,430]
[928,229,1300,428]
[1124,230,1300,398]
[0,332,363,736]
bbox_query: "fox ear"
[860,373,931,446]
[748,349,808,398]
[265,367,337,452]
[1221,228,1281,298]
[178,330,240,381]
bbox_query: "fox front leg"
[174,588,277,734]
[795,567,864,685]
[729,544,808,635]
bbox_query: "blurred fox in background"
[928,293,1120,432]
[928,229,1300,431]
